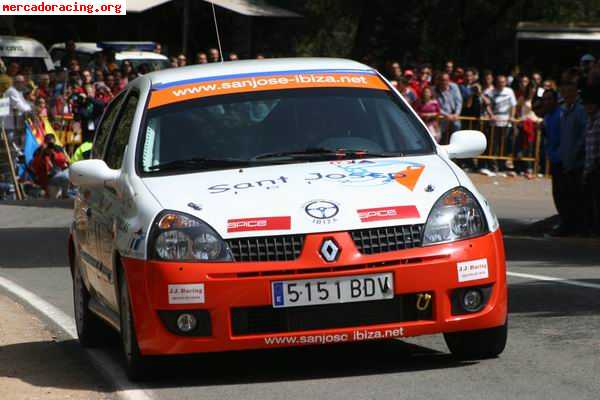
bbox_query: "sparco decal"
[357,206,420,222]
[227,216,291,233]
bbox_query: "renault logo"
[320,238,340,262]
[305,200,339,220]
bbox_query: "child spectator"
[416,86,442,142]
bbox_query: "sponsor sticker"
[227,216,291,233]
[357,205,420,222]
[457,258,489,282]
[149,71,389,108]
[168,284,205,304]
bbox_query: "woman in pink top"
[416,86,441,142]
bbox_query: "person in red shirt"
[31,134,71,198]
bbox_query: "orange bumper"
[122,229,507,356]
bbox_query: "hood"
[142,155,459,238]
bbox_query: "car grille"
[226,235,305,262]
[350,224,424,255]
[231,294,433,336]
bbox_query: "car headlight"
[422,187,488,245]
[149,211,233,261]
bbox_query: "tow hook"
[416,293,432,311]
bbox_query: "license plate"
[271,273,394,308]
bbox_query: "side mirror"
[69,159,120,188]
[441,130,487,159]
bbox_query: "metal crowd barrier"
[440,116,544,174]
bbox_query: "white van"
[0,36,54,72]
[49,42,169,71]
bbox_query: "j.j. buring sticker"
[456,258,489,282]
[168,284,205,304]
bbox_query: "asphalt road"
[0,199,599,399]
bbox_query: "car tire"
[118,269,150,381]
[444,320,508,360]
[73,255,110,347]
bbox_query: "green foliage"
[270,0,600,68]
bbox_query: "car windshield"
[139,87,434,174]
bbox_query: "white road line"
[0,276,153,400]
[507,271,600,290]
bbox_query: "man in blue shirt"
[542,89,563,226]
[434,72,462,142]
[554,80,588,235]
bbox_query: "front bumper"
[122,229,507,355]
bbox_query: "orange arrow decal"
[394,166,425,191]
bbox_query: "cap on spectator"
[404,69,414,77]
[581,54,596,63]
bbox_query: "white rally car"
[69,58,507,380]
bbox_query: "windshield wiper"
[253,148,405,161]
[146,157,250,172]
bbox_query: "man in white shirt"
[484,75,517,173]
[2,74,32,144]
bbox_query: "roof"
[49,42,102,54]
[145,57,372,88]
[516,22,600,41]
[127,0,301,17]
[0,36,51,58]
[115,51,168,61]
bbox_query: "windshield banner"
[148,71,390,108]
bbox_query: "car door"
[78,92,126,294]
[94,91,140,309]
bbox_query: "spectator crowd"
[0,40,599,236]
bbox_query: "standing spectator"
[581,85,600,236]
[94,69,105,85]
[410,64,431,98]
[516,84,542,177]
[579,54,596,90]
[105,74,118,95]
[385,61,402,81]
[7,62,19,77]
[81,69,93,85]
[462,83,491,119]
[60,40,79,68]
[196,52,208,64]
[228,52,239,61]
[2,74,32,143]
[397,77,417,107]
[154,43,163,54]
[208,48,220,63]
[36,73,51,100]
[434,72,462,142]
[94,82,113,104]
[541,89,563,226]
[169,57,178,69]
[459,67,478,101]
[453,67,465,85]
[415,86,442,142]
[486,75,517,173]
[514,74,531,100]
[482,70,494,94]
[177,54,187,67]
[555,78,588,235]
[444,60,454,77]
